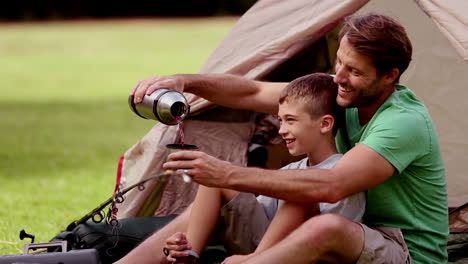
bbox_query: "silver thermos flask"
[128,89,190,125]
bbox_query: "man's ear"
[321,115,334,134]
[384,67,400,84]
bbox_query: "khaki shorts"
[216,192,271,255]
[357,224,412,264]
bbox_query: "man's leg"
[114,207,191,264]
[245,213,364,264]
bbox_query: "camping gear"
[50,216,176,264]
[11,173,175,263]
[128,89,190,125]
[63,171,171,232]
[1,236,100,264]
[0,249,101,264]
[48,216,225,264]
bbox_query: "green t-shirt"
[336,85,448,263]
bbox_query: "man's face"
[277,100,322,157]
[334,36,387,109]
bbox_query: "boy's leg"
[114,207,191,264]
[187,186,239,254]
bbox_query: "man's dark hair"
[339,13,413,82]
[279,73,343,134]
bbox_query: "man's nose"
[334,68,347,85]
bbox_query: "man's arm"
[166,144,395,203]
[131,73,287,114]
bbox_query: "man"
[118,13,448,264]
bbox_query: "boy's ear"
[321,115,334,134]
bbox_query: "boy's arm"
[255,201,320,253]
[186,185,225,254]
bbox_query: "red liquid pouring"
[176,116,185,146]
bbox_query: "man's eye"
[351,70,361,76]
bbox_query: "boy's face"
[277,99,322,157]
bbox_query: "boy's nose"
[278,125,287,136]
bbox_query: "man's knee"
[299,214,364,262]
[300,214,359,243]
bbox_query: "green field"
[0,17,237,254]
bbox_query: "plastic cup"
[165,144,199,183]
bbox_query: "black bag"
[51,216,176,264]
[50,216,228,264]
[37,173,226,264]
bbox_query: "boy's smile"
[277,100,322,158]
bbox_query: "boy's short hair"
[278,73,343,134]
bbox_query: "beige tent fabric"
[117,120,254,217]
[416,0,468,61]
[185,0,370,115]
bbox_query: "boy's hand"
[164,232,192,262]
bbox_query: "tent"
[115,0,468,219]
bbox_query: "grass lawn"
[0,17,237,254]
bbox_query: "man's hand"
[164,150,234,188]
[131,75,185,104]
[164,232,192,263]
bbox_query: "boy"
[164,73,365,263]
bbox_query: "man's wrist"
[173,73,197,94]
